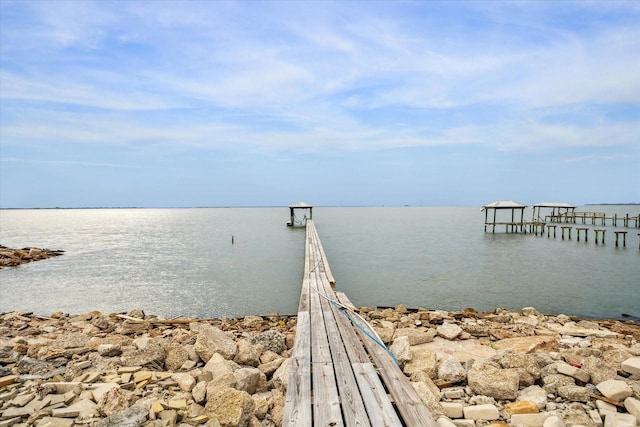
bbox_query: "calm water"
[0,206,638,319]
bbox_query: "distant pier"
[482,200,639,248]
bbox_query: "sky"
[1,0,639,208]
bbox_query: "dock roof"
[289,201,312,208]
[533,202,576,208]
[482,200,527,209]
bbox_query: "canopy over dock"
[482,200,527,233]
[287,201,313,227]
[532,202,576,222]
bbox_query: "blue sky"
[1,0,638,208]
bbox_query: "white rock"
[543,415,566,427]
[596,379,633,402]
[621,357,640,376]
[441,402,464,419]
[462,404,499,420]
[511,413,547,427]
[557,362,590,383]
[603,412,637,427]
[451,420,475,427]
[589,409,603,427]
[437,417,457,427]
[624,397,640,420]
[595,399,618,417]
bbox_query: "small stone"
[192,381,208,404]
[510,413,547,426]
[556,362,590,383]
[171,372,196,392]
[441,402,464,418]
[463,404,499,420]
[34,417,74,427]
[504,400,539,415]
[168,398,187,410]
[98,344,122,357]
[0,375,19,387]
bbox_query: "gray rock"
[251,330,286,355]
[542,373,575,394]
[389,336,411,368]
[193,324,238,362]
[94,406,148,427]
[165,343,190,372]
[437,323,463,340]
[203,352,235,380]
[467,361,519,400]
[438,356,466,383]
[557,384,591,402]
[205,388,256,427]
[403,345,437,378]
[271,358,291,392]
[234,367,262,394]
[234,339,261,367]
[499,352,541,380]
[582,355,616,385]
[121,339,165,367]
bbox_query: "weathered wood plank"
[352,315,438,427]
[353,363,403,427]
[283,311,312,426]
[313,362,344,426]
[320,295,371,427]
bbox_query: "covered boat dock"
[482,200,527,233]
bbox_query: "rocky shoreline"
[0,246,64,269]
[0,306,639,427]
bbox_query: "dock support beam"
[614,231,627,247]
[576,227,588,242]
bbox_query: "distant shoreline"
[2,203,639,210]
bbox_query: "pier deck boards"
[284,220,437,427]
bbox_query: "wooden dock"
[283,220,437,427]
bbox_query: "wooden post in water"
[547,224,557,238]
[576,227,588,242]
[614,231,627,247]
[594,229,606,244]
[561,226,572,240]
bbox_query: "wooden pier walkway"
[283,220,437,427]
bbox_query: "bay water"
[0,206,638,319]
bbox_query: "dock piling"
[576,227,588,242]
[614,231,627,248]
[594,229,606,245]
